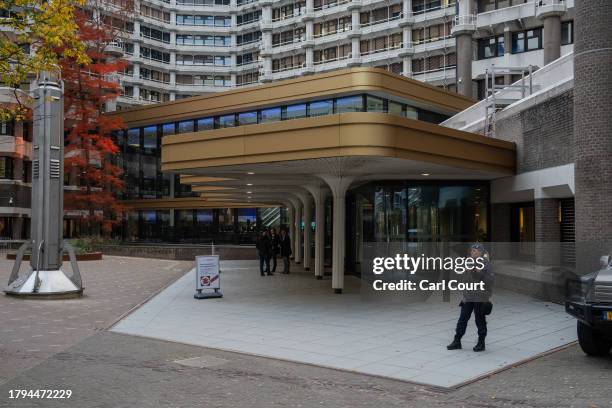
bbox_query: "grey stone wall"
[494,89,574,174]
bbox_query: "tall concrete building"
[104,0,575,107]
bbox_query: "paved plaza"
[112,260,577,388]
[0,256,609,408]
[0,255,193,384]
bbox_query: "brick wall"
[534,198,561,266]
[495,89,574,174]
[574,0,612,272]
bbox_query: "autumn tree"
[0,0,89,120]
[61,1,134,236]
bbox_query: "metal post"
[5,72,83,297]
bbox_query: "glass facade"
[346,181,489,275]
[124,207,282,243]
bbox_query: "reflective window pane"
[261,107,281,123]
[335,95,363,113]
[238,111,258,125]
[366,95,385,113]
[218,114,236,128]
[197,117,214,130]
[284,103,307,120]
[309,100,333,117]
[178,120,194,133]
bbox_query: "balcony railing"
[272,62,306,73]
[313,26,351,38]
[140,33,170,44]
[272,37,304,47]
[313,0,350,12]
[313,54,351,65]
[236,18,261,26]
[272,10,305,22]
[360,13,402,28]
[360,42,402,56]
[536,0,565,7]
[453,14,477,27]
[412,1,456,16]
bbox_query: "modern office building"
[0,90,32,240]
[101,0,574,107]
[110,67,517,292]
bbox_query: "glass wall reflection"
[347,181,489,275]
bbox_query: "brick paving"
[0,254,193,385]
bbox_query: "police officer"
[447,243,494,352]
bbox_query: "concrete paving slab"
[112,260,577,388]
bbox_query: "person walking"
[270,227,280,273]
[256,230,273,276]
[279,227,292,274]
[447,243,494,352]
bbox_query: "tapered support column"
[319,175,354,294]
[291,199,302,264]
[287,204,295,259]
[305,184,326,279]
[296,192,313,271]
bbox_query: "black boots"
[473,336,485,352]
[447,336,485,351]
[447,337,462,350]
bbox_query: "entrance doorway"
[511,202,535,260]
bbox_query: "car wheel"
[577,321,612,356]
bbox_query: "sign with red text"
[196,255,220,290]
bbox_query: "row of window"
[477,0,527,13]
[176,74,232,86]
[176,34,231,46]
[176,0,229,5]
[477,23,573,60]
[360,5,402,26]
[237,10,261,26]
[273,2,305,20]
[140,26,170,43]
[176,54,231,66]
[176,15,231,26]
[140,4,171,23]
[412,53,457,73]
[140,46,171,63]
[236,31,262,45]
[122,94,449,144]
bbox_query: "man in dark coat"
[279,227,292,274]
[256,230,272,276]
[270,228,280,273]
[447,243,495,352]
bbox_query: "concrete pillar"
[455,33,474,98]
[542,15,562,65]
[319,175,355,294]
[288,197,302,264]
[402,0,412,17]
[402,57,412,77]
[306,48,314,70]
[296,191,313,270]
[452,0,476,98]
[287,204,295,259]
[574,0,612,273]
[306,184,326,279]
[351,37,360,58]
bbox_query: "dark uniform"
[256,232,272,276]
[448,243,495,352]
